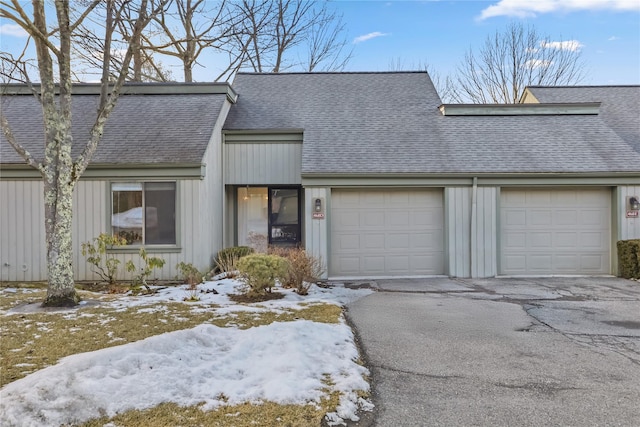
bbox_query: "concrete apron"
[343,277,640,427]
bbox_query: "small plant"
[81,233,127,284]
[237,253,288,296]
[126,248,166,293]
[268,247,324,295]
[177,262,203,301]
[214,246,255,277]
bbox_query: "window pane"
[237,187,268,252]
[144,182,176,245]
[112,187,143,245]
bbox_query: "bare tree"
[70,0,173,82]
[0,0,165,306]
[449,22,586,104]
[228,0,351,75]
[144,0,237,82]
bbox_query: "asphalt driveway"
[344,277,640,427]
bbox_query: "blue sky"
[335,0,640,85]
[0,0,638,85]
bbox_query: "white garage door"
[500,188,611,275]
[330,189,444,277]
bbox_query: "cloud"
[608,36,620,41]
[540,40,584,51]
[353,32,390,44]
[478,0,640,20]
[0,24,28,37]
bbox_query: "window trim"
[107,180,181,251]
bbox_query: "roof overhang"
[0,163,206,180]
[2,82,238,104]
[438,102,601,116]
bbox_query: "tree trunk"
[42,179,79,307]
[42,135,79,307]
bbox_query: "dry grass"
[0,283,350,426]
[80,394,341,427]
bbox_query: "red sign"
[312,212,325,219]
[627,211,639,218]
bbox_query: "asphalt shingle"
[526,85,640,154]
[1,91,228,166]
[224,72,640,175]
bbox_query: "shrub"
[617,239,640,279]
[176,262,204,287]
[81,233,127,284]
[237,254,288,295]
[269,247,324,295]
[177,262,203,301]
[125,248,166,293]
[215,246,255,276]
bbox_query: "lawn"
[0,279,374,426]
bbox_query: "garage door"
[330,189,444,277]
[500,188,611,275]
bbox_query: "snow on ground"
[0,280,374,427]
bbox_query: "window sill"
[107,246,182,254]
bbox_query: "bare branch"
[449,22,585,103]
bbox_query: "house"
[1,73,639,282]
[1,83,237,281]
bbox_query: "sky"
[0,279,375,427]
[0,0,638,85]
[333,0,640,85]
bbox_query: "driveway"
[344,277,640,427]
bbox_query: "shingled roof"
[523,85,640,154]
[1,83,235,167]
[224,72,640,176]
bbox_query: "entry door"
[269,188,300,247]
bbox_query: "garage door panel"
[500,188,610,275]
[531,210,552,225]
[330,189,444,277]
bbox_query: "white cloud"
[0,24,28,37]
[540,40,584,51]
[608,35,620,41]
[525,59,553,69]
[479,0,640,20]
[353,32,390,44]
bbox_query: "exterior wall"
[1,178,209,282]
[303,187,329,279]
[617,185,640,240]
[198,101,233,272]
[224,139,302,185]
[0,179,46,282]
[444,187,471,277]
[472,187,498,278]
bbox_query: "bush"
[215,246,255,276]
[176,262,203,286]
[125,248,166,293]
[617,239,640,279]
[237,254,288,295]
[268,247,324,295]
[81,233,127,284]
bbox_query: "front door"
[237,186,301,251]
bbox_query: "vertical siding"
[305,187,329,279]
[224,143,302,184]
[71,179,206,282]
[444,187,471,278]
[471,187,498,278]
[0,180,46,281]
[72,181,107,281]
[618,185,640,240]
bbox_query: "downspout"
[470,177,478,278]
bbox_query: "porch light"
[629,196,640,211]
